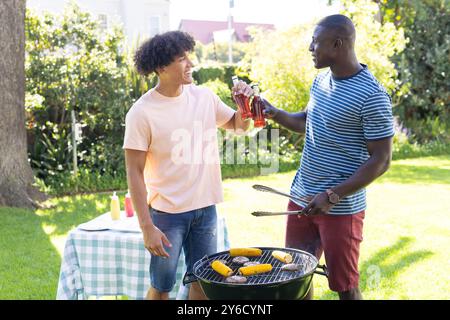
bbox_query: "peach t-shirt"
[123,84,235,213]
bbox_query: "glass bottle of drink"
[250,84,266,128]
[231,76,252,119]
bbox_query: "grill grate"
[195,248,318,285]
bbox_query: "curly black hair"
[134,31,195,76]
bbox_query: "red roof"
[179,19,275,44]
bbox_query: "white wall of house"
[121,0,170,45]
[27,0,170,47]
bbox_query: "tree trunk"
[0,0,46,208]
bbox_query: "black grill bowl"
[183,247,327,300]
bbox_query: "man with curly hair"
[123,31,252,300]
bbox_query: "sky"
[169,0,341,30]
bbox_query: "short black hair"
[134,31,195,76]
[317,14,355,39]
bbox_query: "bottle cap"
[112,191,118,199]
[252,83,260,95]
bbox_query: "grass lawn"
[0,155,449,299]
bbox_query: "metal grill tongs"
[251,184,312,217]
[251,210,303,217]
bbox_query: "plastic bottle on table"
[124,190,134,217]
[110,191,121,220]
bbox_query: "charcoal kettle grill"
[183,247,327,300]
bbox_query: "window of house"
[98,14,108,30]
[150,16,161,37]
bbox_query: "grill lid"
[192,247,318,286]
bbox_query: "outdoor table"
[56,212,229,300]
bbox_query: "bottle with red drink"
[231,76,252,119]
[124,190,134,217]
[250,83,266,128]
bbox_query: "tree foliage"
[244,0,405,112]
[342,0,405,93]
[25,3,131,182]
[242,0,406,153]
[375,0,449,143]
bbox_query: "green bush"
[245,0,405,112]
[200,79,234,107]
[34,168,127,196]
[193,64,250,88]
[193,65,225,85]
[392,117,450,160]
[376,0,449,143]
[26,3,132,188]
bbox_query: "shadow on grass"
[377,163,450,185]
[317,236,434,300]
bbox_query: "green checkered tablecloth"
[56,215,229,300]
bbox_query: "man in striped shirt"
[263,15,394,300]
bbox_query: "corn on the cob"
[238,263,273,276]
[271,250,293,263]
[211,260,233,277]
[229,248,262,257]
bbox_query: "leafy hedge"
[378,0,449,144]
[193,64,251,88]
[26,4,132,184]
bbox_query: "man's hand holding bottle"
[261,98,280,119]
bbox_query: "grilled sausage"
[243,261,261,267]
[281,263,303,272]
[232,256,250,265]
[225,275,247,284]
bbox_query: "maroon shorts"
[285,200,365,292]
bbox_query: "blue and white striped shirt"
[290,65,394,214]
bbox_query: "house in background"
[26,0,170,46]
[179,19,275,44]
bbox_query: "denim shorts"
[149,205,217,292]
